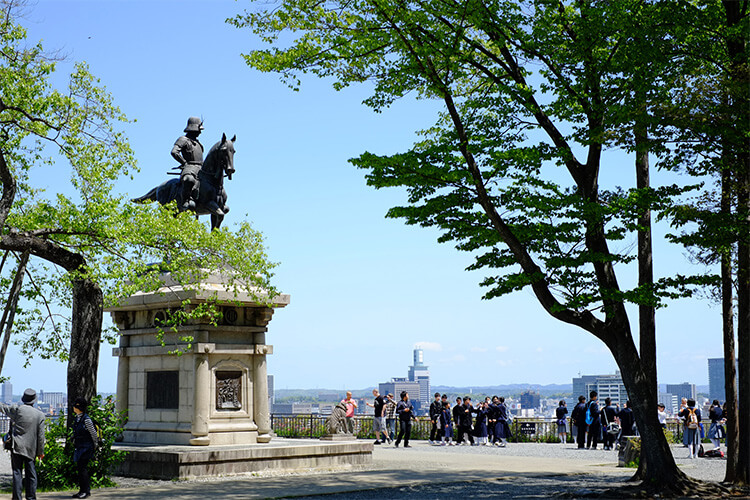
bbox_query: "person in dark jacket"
[0,388,45,500]
[457,397,475,445]
[394,391,416,448]
[428,393,442,444]
[494,397,511,446]
[585,391,601,450]
[707,400,723,451]
[617,400,636,450]
[571,395,587,449]
[452,397,464,444]
[71,398,98,498]
[601,397,618,450]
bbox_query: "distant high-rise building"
[408,347,430,408]
[572,371,627,406]
[666,383,696,402]
[708,358,739,402]
[519,391,541,409]
[379,347,432,414]
[572,375,597,399]
[379,379,421,412]
[1,382,12,403]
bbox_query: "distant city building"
[666,382,696,402]
[272,402,317,414]
[658,392,678,415]
[519,391,540,409]
[379,347,431,414]
[708,358,739,402]
[572,375,597,399]
[572,371,627,406]
[408,348,430,408]
[38,391,65,410]
[1,382,12,403]
[379,379,422,413]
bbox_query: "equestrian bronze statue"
[133,118,236,231]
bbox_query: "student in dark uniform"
[473,401,489,445]
[585,391,601,450]
[494,396,511,447]
[601,397,618,450]
[429,393,442,445]
[571,395,588,449]
[453,397,464,444]
[617,400,636,450]
[457,397,475,445]
[440,401,455,445]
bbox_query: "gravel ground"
[0,441,732,497]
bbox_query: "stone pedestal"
[106,271,289,446]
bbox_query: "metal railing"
[269,414,688,443]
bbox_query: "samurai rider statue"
[171,116,206,212]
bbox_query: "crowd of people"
[362,390,514,448]
[561,391,637,451]
[359,388,729,459]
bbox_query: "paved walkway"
[0,441,727,499]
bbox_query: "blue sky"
[3,0,723,394]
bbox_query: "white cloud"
[495,345,510,353]
[414,341,443,351]
[536,347,544,353]
[470,347,488,353]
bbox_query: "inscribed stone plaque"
[146,371,179,409]
[216,371,242,410]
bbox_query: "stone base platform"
[113,438,373,480]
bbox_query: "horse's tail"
[131,187,158,204]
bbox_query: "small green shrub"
[37,395,127,491]
[663,427,676,444]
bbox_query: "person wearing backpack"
[71,398,98,498]
[678,398,702,459]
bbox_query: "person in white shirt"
[657,403,668,428]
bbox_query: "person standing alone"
[0,388,45,500]
[394,391,415,448]
[71,398,99,498]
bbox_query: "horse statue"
[132,133,236,230]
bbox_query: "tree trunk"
[722,0,750,485]
[0,251,29,375]
[721,113,740,483]
[633,100,656,481]
[607,326,691,489]
[66,277,103,425]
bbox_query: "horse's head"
[218,133,236,180]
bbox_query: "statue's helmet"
[184,116,204,133]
